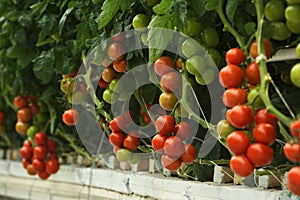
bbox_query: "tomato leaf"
[59,7,74,35]
[225,0,243,23]
[244,22,256,36]
[120,0,135,13]
[96,0,120,30]
[153,0,174,15]
[7,43,35,67]
[174,0,187,30]
[204,0,219,11]
[33,50,55,84]
[190,0,206,18]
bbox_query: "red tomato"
[98,77,109,89]
[23,140,32,147]
[123,134,140,150]
[255,108,278,126]
[290,119,300,137]
[284,143,300,163]
[245,62,260,85]
[38,171,50,180]
[113,59,127,72]
[26,164,37,176]
[253,123,276,145]
[111,31,125,42]
[20,146,33,160]
[226,131,250,155]
[34,132,48,146]
[250,39,273,59]
[62,109,79,126]
[161,154,182,171]
[45,159,60,174]
[22,158,30,169]
[0,112,4,124]
[247,143,274,167]
[142,112,152,124]
[151,134,168,153]
[160,72,181,92]
[14,95,28,109]
[62,69,78,79]
[287,167,300,196]
[48,139,57,153]
[227,105,253,129]
[32,159,45,172]
[180,144,197,164]
[34,146,48,160]
[230,155,254,177]
[163,136,185,157]
[107,42,125,61]
[222,88,247,108]
[109,116,126,132]
[29,103,40,116]
[17,108,32,122]
[109,132,125,147]
[226,48,245,65]
[155,115,175,135]
[219,64,244,88]
[174,122,192,141]
[154,56,175,76]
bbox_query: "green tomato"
[287,0,300,4]
[200,28,219,48]
[264,0,284,22]
[206,48,222,67]
[181,18,202,37]
[296,43,300,58]
[285,5,300,23]
[129,153,141,165]
[271,22,291,41]
[26,125,39,139]
[286,20,300,34]
[181,38,203,58]
[109,79,119,92]
[103,89,113,104]
[185,55,207,75]
[116,148,132,162]
[216,119,236,139]
[290,63,300,88]
[132,14,150,32]
[247,86,264,110]
[195,69,215,85]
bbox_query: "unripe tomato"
[200,28,219,48]
[132,14,149,32]
[181,18,201,37]
[181,38,203,58]
[159,92,177,111]
[185,55,206,75]
[264,0,284,22]
[286,20,300,34]
[15,121,29,135]
[195,69,215,85]
[290,63,300,88]
[285,5,300,23]
[216,119,236,139]
[247,86,264,110]
[102,67,117,83]
[271,22,291,41]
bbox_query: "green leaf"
[76,21,91,47]
[190,0,206,18]
[225,0,243,23]
[153,0,174,15]
[59,7,74,35]
[120,0,135,13]
[205,0,219,11]
[30,1,49,19]
[96,0,120,30]
[33,50,55,84]
[7,43,35,67]
[244,22,256,36]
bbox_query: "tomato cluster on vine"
[20,132,59,180]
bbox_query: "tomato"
[287,167,300,196]
[200,28,219,48]
[109,79,119,92]
[26,164,37,176]
[60,78,73,93]
[195,69,215,85]
[29,102,40,116]
[123,135,140,151]
[152,134,167,153]
[286,20,300,34]
[163,136,185,157]
[174,122,192,141]
[17,107,32,122]
[0,112,4,124]
[111,31,125,42]
[255,108,278,126]
[161,154,182,171]
[285,5,300,23]
[32,159,45,172]
[102,67,117,83]
[181,18,201,37]
[45,159,59,174]
[23,140,32,147]
[175,57,183,70]
[249,39,273,59]
[284,143,300,163]
[227,105,253,129]
[14,95,28,109]
[48,139,57,153]
[116,148,132,162]
[216,119,236,139]
[98,77,109,89]
[226,131,250,155]
[254,123,276,145]
[38,171,50,180]
[247,143,274,167]
[107,42,125,61]
[159,92,178,111]
[22,158,30,169]
[219,64,244,88]
[230,155,254,177]
[113,59,127,72]
[155,115,175,135]
[20,146,33,160]
[185,55,207,75]
[296,43,300,58]
[264,0,284,22]
[245,62,260,85]
[226,48,245,65]
[181,38,203,58]
[290,119,300,137]
[15,121,29,135]
[109,116,126,132]
[62,69,78,79]
[154,56,175,76]
[247,86,264,110]
[26,125,38,141]
[132,14,149,32]
[103,89,114,104]
[142,112,152,124]
[271,22,291,41]
[160,72,181,92]
[222,88,247,108]
[287,0,300,4]
[290,63,300,88]
[180,144,197,164]
[62,109,79,126]
[34,146,48,160]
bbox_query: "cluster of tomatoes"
[0,111,5,134]
[19,132,59,180]
[152,115,197,171]
[14,95,40,135]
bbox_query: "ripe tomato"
[45,159,60,174]
[111,31,125,42]
[109,116,126,132]
[154,56,175,76]
[249,39,273,59]
[0,112,4,124]
[32,159,45,172]
[226,131,250,155]
[152,134,167,153]
[174,122,192,141]
[290,119,300,137]
[132,14,149,32]
[62,69,78,79]
[216,119,236,139]
[219,64,244,88]
[17,108,32,122]
[180,144,197,164]
[161,154,182,171]
[107,42,125,61]
[255,108,278,126]
[34,146,48,160]
[38,171,50,180]
[123,134,140,150]
[160,72,181,92]
[155,115,175,135]
[15,121,29,135]
[29,102,40,116]
[20,146,33,160]
[225,48,245,65]
[102,67,117,83]
[227,105,253,129]
[245,62,260,85]
[113,59,127,72]
[163,136,185,157]
[159,92,178,111]
[253,123,276,145]
[62,109,79,126]
[109,132,125,147]
[22,158,30,169]
[284,143,300,163]
[142,112,152,124]
[23,140,32,147]
[26,164,37,176]
[230,155,254,177]
[247,143,274,167]
[222,88,247,108]
[287,167,300,196]
[48,139,57,153]
[34,132,48,146]
[98,77,109,89]
[14,95,28,109]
